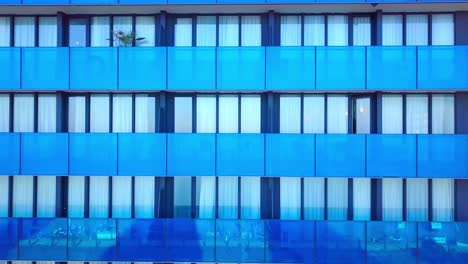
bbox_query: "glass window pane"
[136,16,155,47]
[219,95,239,133]
[112,176,132,218]
[382,15,403,46]
[353,178,370,220]
[196,16,216,47]
[0,17,10,47]
[382,178,403,221]
[175,18,192,47]
[327,15,348,46]
[13,176,34,217]
[196,176,216,219]
[134,176,155,218]
[432,14,454,46]
[432,179,454,221]
[406,14,428,46]
[406,94,428,134]
[406,178,428,221]
[218,176,238,219]
[112,94,133,133]
[69,18,87,47]
[303,95,325,133]
[68,96,86,133]
[355,97,370,134]
[196,95,216,133]
[304,15,325,46]
[174,176,192,218]
[68,176,85,217]
[14,94,34,132]
[280,177,301,220]
[241,15,261,46]
[90,94,110,133]
[14,17,35,47]
[280,95,301,133]
[91,16,110,47]
[382,95,403,134]
[352,17,371,46]
[38,94,57,132]
[39,17,57,47]
[89,176,109,218]
[174,97,192,133]
[0,94,10,132]
[36,176,56,217]
[112,16,132,47]
[135,94,156,133]
[240,176,260,219]
[327,95,348,134]
[281,15,301,46]
[327,177,348,220]
[432,94,454,134]
[219,16,239,47]
[304,178,324,220]
[241,95,261,133]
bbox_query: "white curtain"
[38,17,57,47]
[304,16,325,46]
[89,176,109,218]
[382,95,403,134]
[113,16,132,46]
[175,18,192,47]
[218,95,238,133]
[327,15,348,46]
[280,177,301,220]
[174,97,192,133]
[406,94,428,134]
[303,95,325,133]
[14,94,34,132]
[112,176,132,218]
[112,94,133,133]
[0,177,8,217]
[327,178,348,220]
[356,98,370,134]
[90,94,110,133]
[219,16,239,47]
[327,95,348,134]
[135,16,155,47]
[0,94,10,132]
[281,16,301,46]
[241,95,261,133]
[174,176,192,218]
[14,17,35,47]
[304,178,324,220]
[406,15,428,46]
[0,17,10,47]
[432,14,454,46]
[218,176,238,219]
[91,16,110,47]
[196,95,216,133]
[353,178,370,220]
[36,176,56,217]
[134,176,155,218]
[353,17,371,46]
[432,179,454,221]
[135,94,155,133]
[241,176,260,219]
[38,94,56,133]
[241,16,261,46]
[406,178,428,221]
[382,178,403,221]
[196,176,215,219]
[196,16,216,47]
[68,96,86,133]
[13,176,34,217]
[68,176,85,217]
[382,15,403,46]
[280,95,301,133]
[432,94,454,134]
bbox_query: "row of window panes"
[0,16,57,47]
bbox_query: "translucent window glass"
[382,15,403,46]
[39,17,57,47]
[175,18,192,47]
[14,17,35,47]
[281,16,301,46]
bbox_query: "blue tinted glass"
[19,218,67,260]
[0,133,20,174]
[167,134,215,176]
[69,19,87,47]
[117,219,165,261]
[21,133,69,175]
[0,218,19,260]
[216,220,265,263]
[70,48,118,90]
[418,222,464,263]
[0,48,20,90]
[68,218,117,261]
[21,48,69,90]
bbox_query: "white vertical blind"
[304,16,325,46]
[432,94,455,134]
[174,97,192,133]
[112,176,132,218]
[353,178,370,220]
[353,17,371,46]
[241,176,260,219]
[406,178,428,221]
[281,16,301,46]
[68,176,85,217]
[327,95,348,134]
[382,15,403,46]
[432,14,454,46]
[406,15,428,46]
[304,178,324,220]
[38,94,56,133]
[218,176,238,219]
[174,176,192,218]
[196,16,216,47]
[218,95,238,133]
[0,177,9,217]
[112,16,132,46]
[280,95,301,133]
[38,17,57,47]
[90,94,110,133]
[175,18,192,47]
[355,98,371,134]
[327,15,348,46]
[13,176,34,217]
[0,95,10,132]
[382,95,403,134]
[303,95,325,133]
[89,176,109,218]
[91,16,110,47]
[280,177,301,220]
[196,176,215,219]
[241,16,261,46]
[432,179,454,221]
[406,94,428,134]
[14,94,34,132]
[382,178,403,221]
[135,94,155,133]
[135,16,155,47]
[327,178,348,220]
[219,16,239,47]
[241,95,261,133]
[0,17,10,47]
[134,176,155,218]
[196,95,216,133]
[68,96,86,133]
[112,94,133,133]
[14,17,35,47]
[36,176,56,217]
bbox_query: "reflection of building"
[0,0,468,263]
